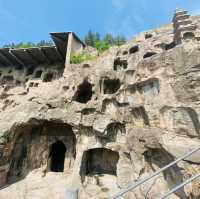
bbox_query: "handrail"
[159,172,200,199]
[110,146,200,199]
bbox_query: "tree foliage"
[84,31,126,52]
[84,31,100,47]
[3,40,53,49]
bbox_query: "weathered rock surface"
[0,10,200,199]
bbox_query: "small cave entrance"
[105,122,126,142]
[80,148,119,182]
[114,58,128,71]
[165,42,176,50]
[73,80,93,103]
[100,78,121,94]
[42,72,54,82]
[183,32,195,40]
[34,70,43,78]
[131,106,150,126]
[145,33,153,39]
[49,141,66,172]
[143,52,157,59]
[26,66,35,76]
[129,45,139,54]
[1,75,14,85]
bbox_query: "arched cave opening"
[49,141,66,172]
[74,80,93,103]
[80,148,119,182]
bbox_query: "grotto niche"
[7,121,76,184]
[73,79,93,103]
[80,148,119,183]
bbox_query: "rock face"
[0,9,200,199]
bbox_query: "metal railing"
[110,146,200,199]
[159,172,200,199]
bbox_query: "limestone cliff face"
[0,11,200,199]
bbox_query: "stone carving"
[0,9,200,199]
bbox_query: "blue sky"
[0,0,200,46]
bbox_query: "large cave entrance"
[80,148,119,182]
[50,141,66,172]
[7,121,76,184]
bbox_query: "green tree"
[84,30,95,47]
[95,32,100,42]
[103,33,115,45]
[114,35,126,46]
[84,31,101,47]
[94,41,110,52]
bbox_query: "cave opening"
[80,148,119,182]
[129,45,139,54]
[143,52,157,59]
[7,121,76,185]
[183,32,195,40]
[132,106,150,126]
[26,66,35,76]
[1,75,14,85]
[145,33,153,39]
[49,141,66,172]
[165,42,176,50]
[34,70,43,78]
[101,78,120,94]
[43,72,54,82]
[114,58,128,71]
[74,80,93,103]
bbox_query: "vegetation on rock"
[70,53,96,64]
